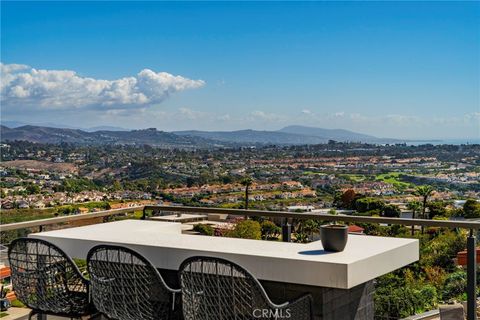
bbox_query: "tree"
[261,220,281,240]
[111,180,122,191]
[220,175,233,184]
[463,199,480,219]
[228,220,261,240]
[355,197,385,213]
[426,201,448,219]
[407,201,422,235]
[407,201,422,220]
[414,185,434,234]
[414,185,434,219]
[383,204,401,218]
[240,177,253,210]
[340,189,357,209]
[26,184,40,195]
[186,177,195,188]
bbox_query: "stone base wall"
[159,268,375,320]
[260,280,374,320]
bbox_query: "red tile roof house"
[348,225,365,234]
[0,266,16,301]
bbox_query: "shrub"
[427,201,448,219]
[420,231,467,271]
[261,220,281,240]
[214,227,229,237]
[375,282,438,318]
[293,232,309,243]
[352,209,381,217]
[417,285,438,310]
[193,224,214,236]
[424,266,447,290]
[227,220,261,240]
[463,199,480,219]
[442,271,467,301]
[383,204,401,218]
[355,197,385,213]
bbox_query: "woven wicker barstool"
[87,244,181,320]
[8,237,94,320]
[179,256,313,320]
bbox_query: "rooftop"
[1,205,479,320]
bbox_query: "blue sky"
[1,1,479,139]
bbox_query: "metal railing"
[1,204,479,319]
[143,205,480,229]
[142,205,480,320]
[1,206,142,232]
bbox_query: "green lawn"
[339,174,367,182]
[375,172,413,189]
[303,171,327,176]
[0,208,57,224]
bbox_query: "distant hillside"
[278,125,375,141]
[174,126,405,144]
[279,125,410,144]
[0,125,217,148]
[1,121,28,128]
[1,124,414,147]
[173,129,327,145]
[86,126,127,132]
[1,120,126,132]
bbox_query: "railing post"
[467,229,477,320]
[282,219,291,242]
[39,225,43,232]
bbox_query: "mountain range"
[0,123,415,147]
[0,126,214,148]
[173,126,390,144]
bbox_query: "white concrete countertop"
[30,219,419,289]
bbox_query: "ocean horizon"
[407,138,480,146]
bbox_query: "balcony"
[1,205,479,320]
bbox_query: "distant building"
[348,225,365,234]
[287,205,315,212]
[16,200,29,209]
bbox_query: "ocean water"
[407,138,480,146]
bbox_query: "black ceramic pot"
[320,224,348,252]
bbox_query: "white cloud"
[178,107,206,120]
[0,63,30,73]
[464,112,480,122]
[383,114,421,126]
[248,110,287,122]
[217,114,231,121]
[0,63,205,110]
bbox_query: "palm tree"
[240,177,253,210]
[407,201,422,235]
[414,185,434,234]
[414,185,434,219]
